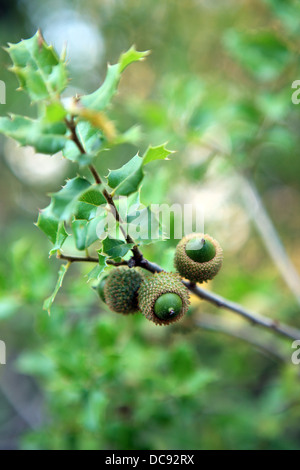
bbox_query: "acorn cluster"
[95,233,222,326]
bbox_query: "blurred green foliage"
[1,0,300,450]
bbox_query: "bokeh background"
[1,0,300,450]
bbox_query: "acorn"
[174,233,223,283]
[103,267,149,314]
[95,273,109,303]
[138,271,190,326]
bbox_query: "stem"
[57,253,127,267]
[65,116,103,185]
[185,281,300,341]
[65,116,143,262]
[65,116,86,156]
[57,251,300,341]
[89,164,102,184]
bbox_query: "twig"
[57,251,300,341]
[186,281,300,341]
[65,116,143,263]
[65,116,87,157]
[57,253,127,267]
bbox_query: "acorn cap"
[174,233,223,283]
[138,271,190,326]
[104,266,147,315]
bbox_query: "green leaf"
[118,45,150,73]
[43,263,70,314]
[50,177,91,221]
[72,215,105,250]
[74,186,107,220]
[143,143,175,165]
[6,30,68,102]
[85,216,106,248]
[49,222,69,256]
[87,253,108,281]
[36,205,59,244]
[105,145,174,198]
[36,204,69,254]
[107,154,144,196]
[0,115,67,155]
[44,101,67,123]
[102,236,134,259]
[63,121,104,166]
[81,64,119,112]
[81,46,149,112]
[72,220,88,251]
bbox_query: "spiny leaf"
[143,143,175,165]
[49,223,69,256]
[72,220,88,251]
[6,30,68,102]
[80,46,149,112]
[36,204,69,255]
[105,144,174,197]
[72,215,105,250]
[43,263,70,315]
[36,205,60,244]
[85,216,106,248]
[63,121,104,167]
[50,177,91,221]
[44,101,67,123]
[107,154,144,196]
[87,253,108,281]
[0,115,67,155]
[118,45,150,73]
[102,236,134,259]
[74,186,107,221]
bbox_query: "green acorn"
[138,272,190,326]
[95,273,109,303]
[174,233,223,283]
[103,267,148,315]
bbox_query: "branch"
[65,116,102,185]
[65,117,143,263]
[89,164,102,184]
[57,251,300,341]
[57,253,127,267]
[65,116,86,157]
[185,281,300,341]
